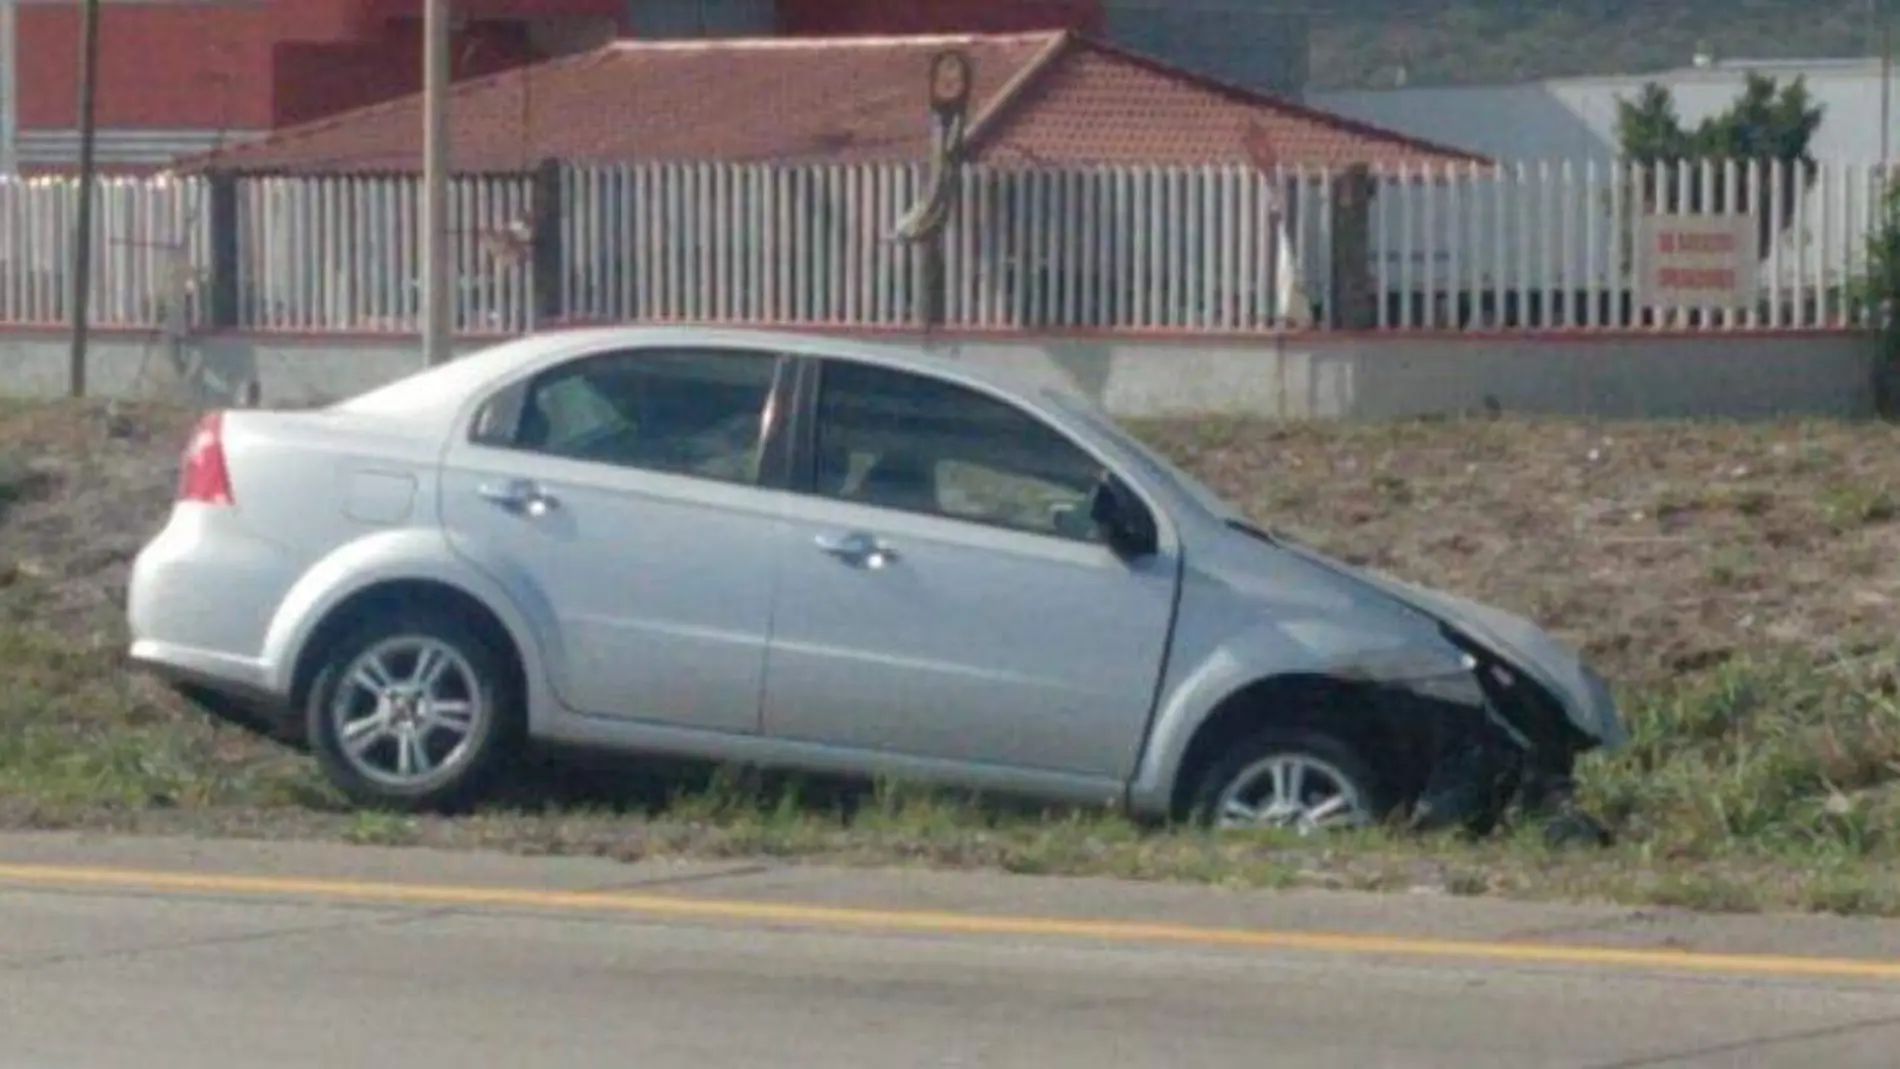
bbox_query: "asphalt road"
[4,835,1900,1068]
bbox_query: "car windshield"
[1040,388,1238,521]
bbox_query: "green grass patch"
[4,613,1900,917]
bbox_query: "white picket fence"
[0,159,1887,335]
[0,175,210,328]
[236,174,537,334]
[560,163,1319,331]
[1370,158,1890,330]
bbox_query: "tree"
[1858,176,1900,417]
[1612,72,1825,257]
[1613,82,1691,166]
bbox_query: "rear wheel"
[305,606,522,813]
[1189,727,1391,835]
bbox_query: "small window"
[812,361,1106,542]
[469,380,528,447]
[494,347,780,485]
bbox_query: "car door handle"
[478,478,558,517]
[814,530,898,568]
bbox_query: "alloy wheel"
[327,635,486,790]
[1212,753,1370,835]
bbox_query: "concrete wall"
[0,327,1876,422]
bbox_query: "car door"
[759,356,1179,782]
[438,342,790,735]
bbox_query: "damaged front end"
[1395,627,1614,846]
[1251,529,1624,845]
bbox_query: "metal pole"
[421,0,451,365]
[1883,0,1893,172]
[68,0,101,398]
[1,0,19,175]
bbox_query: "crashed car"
[125,325,1623,840]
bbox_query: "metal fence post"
[1329,164,1377,329]
[531,158,563,327]
[206,171,240,330]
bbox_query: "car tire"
[305,605,522,814]
[1188,726,1393,834]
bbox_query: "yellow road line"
[1,861,1897,981]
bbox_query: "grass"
[4,397,1900,916]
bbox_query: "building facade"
[2,0,1308,172]
[1309,56,1893,165]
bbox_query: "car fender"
[1125,617,1481,815]
[258,527,564,729]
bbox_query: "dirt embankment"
[1139,416,1900,687]
[0,401,200,637]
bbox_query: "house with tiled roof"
[179,31,1487,175]
[168,32,1493,336]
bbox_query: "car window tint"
[512,347,778,485]
[813,361,1105,542]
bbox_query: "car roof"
[330,324,1082,424]
[562,325,1053,391]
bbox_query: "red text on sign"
[1656,267,1736,289]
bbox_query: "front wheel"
[1189,727,1391,835]
[305,606,521,813]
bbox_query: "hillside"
[1307,1,1883,88]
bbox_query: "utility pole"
[1,0,19,175]
[68,0,101,397]
[421,0,451,365]
[1882,0,1893,173]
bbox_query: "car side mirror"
[1089,473,1158,558]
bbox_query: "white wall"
[1311,59,1896,166]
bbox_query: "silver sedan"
[126,326,1625,838]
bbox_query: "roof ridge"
[605,30,1064,52]
[173,27,1491,175]
[964,30,1075,149]
[1064,32,1492,166]
[180,42,623,171]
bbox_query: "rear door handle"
[478,478,558,517]
[814,530,898,568]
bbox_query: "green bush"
[1864,172,1900,417]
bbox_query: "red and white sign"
[1637,213,1759,308]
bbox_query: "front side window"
[1043,387,1233,521]
[811,360,1105,542]
[486,346,780,485]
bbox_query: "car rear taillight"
[177,411,234,505]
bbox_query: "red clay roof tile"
[972,37,1490,170]
[180,31,1488,174]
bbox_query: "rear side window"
[810,360,1106,542]
[474,347,781,486]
